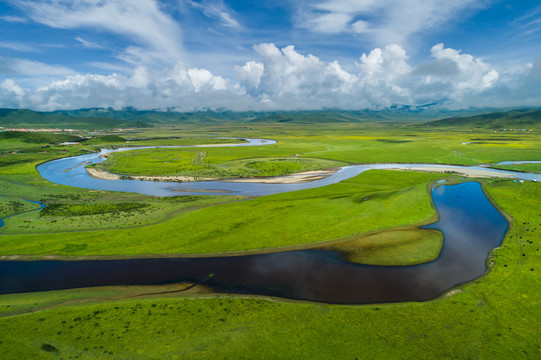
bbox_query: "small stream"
[0,197,46,228]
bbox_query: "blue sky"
[1,0,540,111]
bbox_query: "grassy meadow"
[0,196,42,219]
[0,118,540,358]
[0,178,539,359]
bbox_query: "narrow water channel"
[0,197,46,228]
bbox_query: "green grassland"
[81,135,128,145]
[0,116,540,359]
[0,131,82,150]
[1,195,242,234]
[0,178,539,359]
[0,197,41,219]
[0,170,439,256]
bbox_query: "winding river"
[0,139,538,304]
[35,139,541,197]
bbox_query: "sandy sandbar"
[86,167,217,182]
[85,167,339,184]
[386,166,517,179]
[62,161,91,172]
[130,175,217,182]
[225,168,339,184]
[86,168,121,180]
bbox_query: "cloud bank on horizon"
[0,0,540,111]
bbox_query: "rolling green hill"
[425,108,541,129]
[54,107,489,124]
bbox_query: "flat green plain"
[0,196,41,219]
[0,120,539,359]
[94,149,346,178]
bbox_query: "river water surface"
[1,182,509,303]
[35,139,541,197]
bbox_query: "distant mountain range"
[57,105,499,123]
[1,107,539,129]
[424,108,541,129]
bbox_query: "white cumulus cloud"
[1,43,540,111]
[412,43,501,106]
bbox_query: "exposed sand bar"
[130,175,217,182]
[85,164,517,184]
[86,167,121,180]
[62,161,91,172]
[386,166,517,179]
[226,169,339,184]
[86,167,217,182]
[85,167,339,184]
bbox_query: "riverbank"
[386,165,518,178]
[86,167,121,180]
[85,167,339,184]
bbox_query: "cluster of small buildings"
[495,128,534,132]
[0,128,78,133]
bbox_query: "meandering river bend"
[1,139,538,303]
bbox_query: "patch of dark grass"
[41,343,58,352]
[41,203,149,217]
[376,139,412,143]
